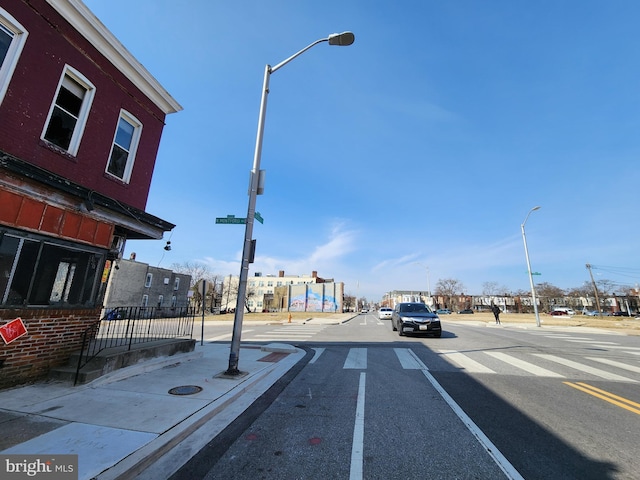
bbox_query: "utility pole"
[586,263,602,317]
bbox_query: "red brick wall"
[0,308,101,389]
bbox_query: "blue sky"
[84,0,640,301]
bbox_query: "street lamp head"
[532,206,541,212]
[328,31,355,46]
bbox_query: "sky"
[83,0,640,301]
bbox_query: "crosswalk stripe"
[344,348,367,369]
[484,352,564,377]
[592,345,640,351]
[587,357,640,374]
[564,340,618,344]
[206,329,253,341]
[438,350,496,374]
[394,348,428,370]
[533,354,637,382]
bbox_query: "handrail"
[73,305,195,385]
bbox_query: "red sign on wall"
[0,318,28,344]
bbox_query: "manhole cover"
[168,385,203,395]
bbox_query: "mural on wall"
[287,283,343,312]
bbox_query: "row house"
[0,0,181,388]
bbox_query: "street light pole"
[226,32,355,376]
[414,262,431,306]
[521,206,541,327]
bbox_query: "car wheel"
[398,322,404,336]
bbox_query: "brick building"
[0,0,181,388]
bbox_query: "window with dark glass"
[44,76,85,151]
[0,229,104,307]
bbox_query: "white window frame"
[0,8,28,106]
[141,294,149,307]
[106,109,142,183]
[41,65,95,156]
[174,278,180,291]
[158,294,164,306]
[145,273,153,287]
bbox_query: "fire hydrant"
[288,313,292,323]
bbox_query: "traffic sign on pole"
[215,215,246,224]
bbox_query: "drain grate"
[168,385,203,395]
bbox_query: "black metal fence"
[74,306,195,385]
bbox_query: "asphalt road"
[173,313,640,479]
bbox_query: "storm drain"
[168,385,203,395]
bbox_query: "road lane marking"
[564,340,618,344]
[344,348,367,369]
[484,352,564,377]
[350,372,366,480]
[591,345,640,350]
[421,370,524,479]
[310,347,325,364]
[206,329,253,341]
[394,348,428,370]
[586,357,640,374]
[533,354,637,382]
[564,382,640,415]
[438,350,496,373]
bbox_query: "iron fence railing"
[74,306,195,385]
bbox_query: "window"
[174,278,180,291]
[0,229,103,307]
[145,273,153,287]
[0,9,28,106]
[141,295,148,307]
[158,295,163,307]
[106,110,142,182]
[42,66,95,155]
[171,295,177,307]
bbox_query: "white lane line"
[592,345,640,351]
[484,352,564,378]
[587,357,640,374]
[438,350,496,374]
[421,370,524,480]
[310,347,325,364]
[394,348,428,370]
[349,372,366,480]
[564,340,618,344]
[206,330,253,341]
[344,348,367,369]
[533,354,637,382]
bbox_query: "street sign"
[255,212,264,224]
[215,215,245,224]
[526,271,542,275]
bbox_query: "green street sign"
[525,271,542,275]
[215,215,245,225]
[255,212,264,224]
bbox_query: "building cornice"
[46,0,183,115]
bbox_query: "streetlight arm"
[271,32,355,73]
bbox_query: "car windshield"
[400,304,431,313]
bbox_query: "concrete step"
[49,338,195,385]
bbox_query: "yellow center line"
[564,382,640,415]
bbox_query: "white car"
[378,307,393,320]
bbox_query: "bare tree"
[171,261,213,288]
[482,281,509,296]
[435,278,466,310]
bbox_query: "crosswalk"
[206,324,329,342]
[309,344,640,384]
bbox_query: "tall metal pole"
[586,263,602,317]
[521,206,541,327]
[225,33,355,376]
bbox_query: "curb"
[95,346,305,480]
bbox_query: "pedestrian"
[491,304,501,325]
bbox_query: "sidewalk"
[0,314,355,479]
[0,344,307,479]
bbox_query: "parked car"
[549,310,568,316]
[612,311,630,317]
[552,307,575,316]
[391,302,441,337]
[378,307,393,320]
[457,309,474,314]
[436,309,451,315]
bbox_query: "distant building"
[0,0,181,388]
[102,258,191,311]
[221,270,343,313]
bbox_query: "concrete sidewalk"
[0,341,306,480]
[0,314,356,479]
